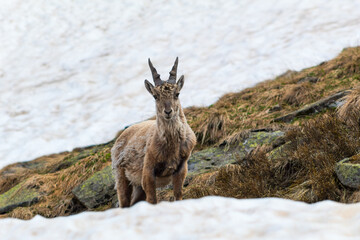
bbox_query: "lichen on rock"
[188,131,285,177]
[72,165,116,209]
[188,147,236,177]
[268,142,290,161]
[0,180,40,214]
[335,157,360,189]
[238,131,285,152]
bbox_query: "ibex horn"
[168,57,178,84]
[148,58,162,86]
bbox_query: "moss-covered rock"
[72,165,116,209]
[188,131,285,177]
[0,180,40,214]
[0,152,71,195]
[238,131,285,152]
[268,142,290,161]
[188,147,236,177]
[335,157,360,188]
[50,143,112,173]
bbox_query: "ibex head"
[144,57,185,121]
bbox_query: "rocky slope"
[1,47,360,219]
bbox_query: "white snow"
[1,197,360,240]
[1,1,360,238]
[1,0,360,168]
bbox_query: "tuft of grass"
[282,82,314,106]
[192,109,230,145]
[337,86,360,131]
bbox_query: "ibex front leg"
[142,156,157,204]
[116,167,132,208]
[172,161,188,201]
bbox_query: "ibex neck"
[156,107,186,141]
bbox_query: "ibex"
[111,58,196,207]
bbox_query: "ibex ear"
[144,79,155,95]
[176,75,185,92]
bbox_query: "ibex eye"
[175,93,179,98]
[153,95,158,100]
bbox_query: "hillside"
[1,47,360,219]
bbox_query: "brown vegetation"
[6,147,112,219]
[282,82,314,106]
[175,113,360,203]
[2,46,360,219]
[184,149,273,199]
[337,86,360,131]
[0,152,70,195]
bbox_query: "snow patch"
[1,197,360,239]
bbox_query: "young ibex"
[111,58,196,207]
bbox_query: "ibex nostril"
[165,109,172,115]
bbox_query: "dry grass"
[195,109,230,145]
[221,130,251,147]
[349,191,360,203]
[5,148,112,219]
[179,113,360,203]
[182,149,274,199]
[278,114,358,202]
[0,152,70,195]
[282,82,314,106]
[337,86,360,131]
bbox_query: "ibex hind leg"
[116,167,132,208]
[130,186,146,206]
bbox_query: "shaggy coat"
[111,58,196,207]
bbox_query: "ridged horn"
[168,57,178,84]
[148,58,163,86]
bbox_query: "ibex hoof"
[146,198,157,204]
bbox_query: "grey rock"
[72,165,116,209]
[273,90,350,123]
[297,76,319,84]
[188,147,236,177]
[335,157,360,189]
[188,130,285,176]
[266,104,282,113]
[0,181,40,214]
[268,142,290,161]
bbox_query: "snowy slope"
[1,197,360,240]
[1,2,360,238]
[1,0,360,168]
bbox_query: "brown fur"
[111,60,196,207]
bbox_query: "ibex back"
[111,58,196,207]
